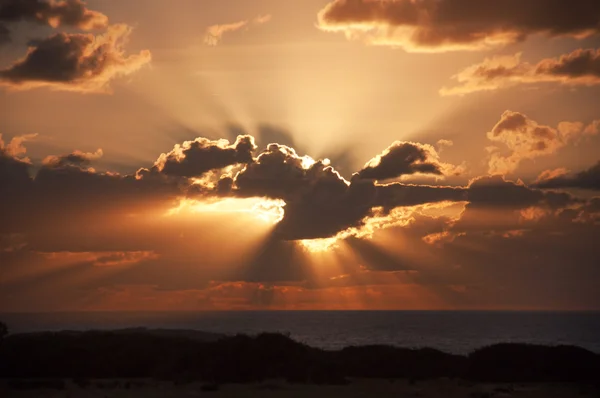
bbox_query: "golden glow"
[299,201,466,254]
[252,199,286,223]
[299,237,341,253]
[166,197,286,225]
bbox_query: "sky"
[1,0,600,312]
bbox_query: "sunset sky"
[1,0,600,312]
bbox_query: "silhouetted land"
[1,329,599,386]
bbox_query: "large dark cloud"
[230,143,369,239]
[5,129,582,246]
[0,24,151,93]
[0,0,108,44]
[442,48,600,96]
[223,142,465,240]
[317,0,600,52]
[535,161,600,191]
[2,129,600,311]
[1,128,593,248]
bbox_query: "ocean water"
[1,311,599,355]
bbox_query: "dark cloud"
[154,135,256,178]
[0,0,108,44]
[0,130,593,251]
[0,146,31,194]
[442,48,600,95]
[0,0,108,28]
[0,129,590,248]
[0,139,181,238]
[0,134,35,197]
[467,175,543,209]
[535,161,600,191]
[226,142,464,240]
[231,143,365,239]
[0,23,9,44]
[317,0,600,52]
[233,143,343,198]
[429,175,582,240]
[356,141,443,181]
[535,48,600,79]
[0,24,151,93]
[2,130,600,311]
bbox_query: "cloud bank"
[535,161,600,191]
[317,0,600,52]
[442,48,600,95]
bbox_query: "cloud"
[0,23,9,44]
[230,143,364,239]
[0,134,35,192]
[233,143,344,198]
[0,233,26,252]
[0,24,151,93]
[0,0,108,44]
[534,168,569,184]
[38,250,158,267]
[535,161,600,191]
[204,14,272,46]
[0,139,182,239]
[395,175,581,253]
[317,0,600,52]
[437,139,453,152]
[441,48,600,95]
[43,148,103,169]
[2,133,467,244]
[486,111,600,175]
[219,142,464,240]
[90,251,159,267]
[2,129,600,311]
[0,128,592,251]
[467,175,545,209]
[355,141,463,181]
[152,135,256,178]
[0,132,37,159]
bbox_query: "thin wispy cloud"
[204,14,272,46]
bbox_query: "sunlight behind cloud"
[166,197,285,225]
[299,237,342,253]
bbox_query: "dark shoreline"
[1,329,600,385]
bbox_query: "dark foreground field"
[1,329,599,397]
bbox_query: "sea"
[1,311,600,355]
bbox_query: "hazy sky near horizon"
[1,0,600,311]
